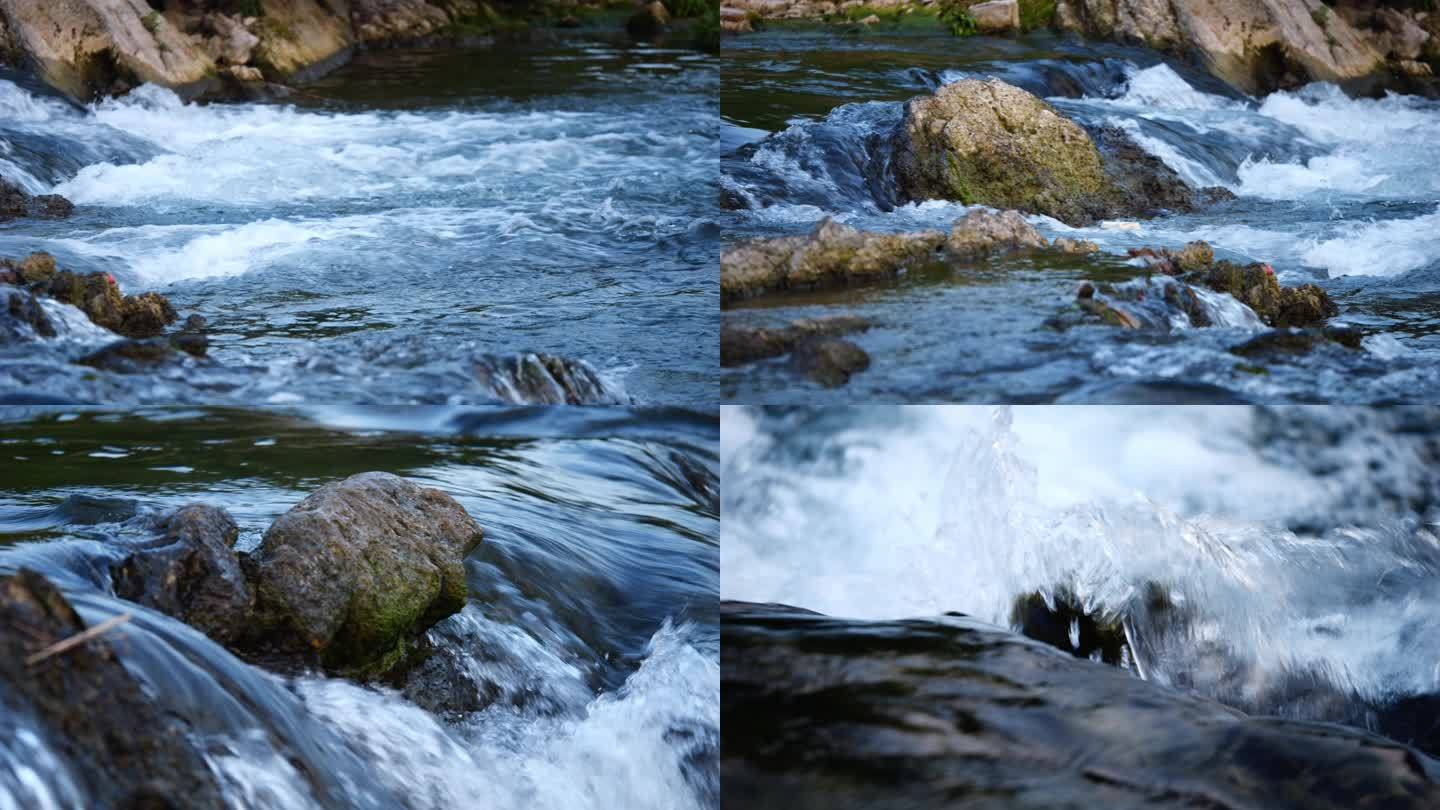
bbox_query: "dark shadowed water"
[0,35,719,406]
[0,406,718,809]
[721,30,1440,403]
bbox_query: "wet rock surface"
[789,336,869,387]
[0,178,73,222]
[0,568,227,810]
[722,600,1440,810]
[111,505,253,646]
[892,78,1118,226]
[473,352,629,405]
[945,208,1048,258]
[1,253,181,339]
[721,315,870,367]
[245,472,484,674]
[721,218,945,302]
[1087,124,1236,216]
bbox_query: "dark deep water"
[0,405,719,809]
[721,31,1440,404]
[0,35,719,406]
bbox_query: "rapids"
[721,32,1440,403]
[0,406,719,809]
[0,37,719,406]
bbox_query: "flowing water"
[0,35,719,406]
[0,406,719,809]
[721,31,1440,403]
[721,404,1440,746]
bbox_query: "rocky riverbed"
[721,25,1440,402]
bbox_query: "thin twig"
[24,613,132,667]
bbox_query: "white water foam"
[296,619,715,810]
[721,406,1440,699]
[1298,206,1440,278]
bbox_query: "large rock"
[0,569,227,809]
[1088,124,1235,216]
[0,0,217,101]
[249,0,355,82]
[350,0,455,44]
[246,472,483,673]
[722,600,1440,810]
[1,252,181,338]
[892,79,1119,226]
[111,504,253,645]
[946,208,1048,257]
[1054,0,1386,95]
[969,0,1018,33]
[720,218,945,302]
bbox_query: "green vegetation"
[1311,5,1329,28]
[666,0,713,18]
[142,11,162,33]
[232,0,264,17]
[939,2,977,36]
[693,4,720,50]
[1018,0,1054,31]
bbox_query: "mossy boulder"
[246,472,483,674]
[892,78,1117,226]
[720,218,945,302]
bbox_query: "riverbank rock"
[721,218,945,302]
[111,505,253,645]
[722,600,1440,810]
[721,315,870,367]
[970,0,1019,33]
[245,472,484,673]
[350,0,454,44]
[1054,0,1388,95]
[0,568,228,810]
[891,79,1117,225]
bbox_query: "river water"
[0,406,719,809]
[0,35,719,406]
[721,31,1440,403]
[721,404,1440,746]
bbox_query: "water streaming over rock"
[721,32,1440,403]
[0,38,719,406]
[0,406,719,809]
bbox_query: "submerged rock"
[893,78,1117,225]
[720,315,871,367]
[790,337,870,388]
[1230,326,1365,358]
[474,352,627,405]
[1,286,55,342]
[720,218,945,302]
[245,472,483,674]
[722,600,1440,810]
[627,0,672,37]
[111,505,253,646]
[0,568,227,809]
